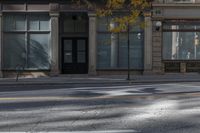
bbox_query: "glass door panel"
[63,40,73,63]
[77,40,86,63]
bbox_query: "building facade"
[152,0,200,73]
[0,0,154,77]
[2,0,200,77]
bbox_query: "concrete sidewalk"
[0,73,200,85]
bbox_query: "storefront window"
[3,14,50,70]
[163,21,200,60]
[3,34,26,69]
[97,16,144,69]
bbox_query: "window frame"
[2,13,51,70]
[96,16,144,70]
[162,20,200,61]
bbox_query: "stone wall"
[152,23,163,74]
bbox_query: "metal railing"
[15,64,25,82]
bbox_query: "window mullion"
[39,15,41,31]
[14,16,16,31]
[25,15,28,69]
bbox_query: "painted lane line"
[0,130,138,133]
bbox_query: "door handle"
[65,53,72,56]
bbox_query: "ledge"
[152,3,200,7]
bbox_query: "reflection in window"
[3,14,50,70]
[163,22,200,60]
[97,33,144,69]
[163,31,200,60]
[28,34,50,69]
[77,40,86,63]
[28,15,49,31]
[97,16,144,69]
[3,34,26,69]
[63,40,73,63]
[97,34,111,68]
[4,15,26,31]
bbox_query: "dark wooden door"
[62,38,88,74]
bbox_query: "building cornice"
[152,3,200,8]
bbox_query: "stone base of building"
[2,71,50,78]
[0,71,3,78]
[2,69,200,78]
[143,70,156,75]
[49,70,60,77]
[96,70,143,75]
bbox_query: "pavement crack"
[28,101,58,132]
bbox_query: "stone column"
[143,13,153,74]
[110,22,118,68]
[0,12,3,77]
[88,13,97,75]
[172,26,179,59]
[50,12,60,76]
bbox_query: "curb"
[0,79,200,86]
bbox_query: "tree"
[72,0,151,32]
[72,0,151,80]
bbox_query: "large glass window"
[163,21,200,60]
[3,34,26,69]
[97,16,144,69]
[28,34,50,69]
[4,15,26,31]
[3,14,50,70]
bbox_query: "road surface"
[0,82,200,133]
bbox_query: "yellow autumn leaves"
[97,0,149,32]
[73,0,150,32]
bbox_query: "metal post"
[127,23,130,80]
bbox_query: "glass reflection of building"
[163,21,200,60]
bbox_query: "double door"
[62,38,88,74]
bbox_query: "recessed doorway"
[62,38,88,74]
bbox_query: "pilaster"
[49,12,60,76]
[0,12,3,78]
[143,13,153,74]
[180,62,186,73]
[88,13,97,75]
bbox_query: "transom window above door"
[62,14,88,33]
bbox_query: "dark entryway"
[62,38,88,74]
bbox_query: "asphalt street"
[0,83,200,132]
